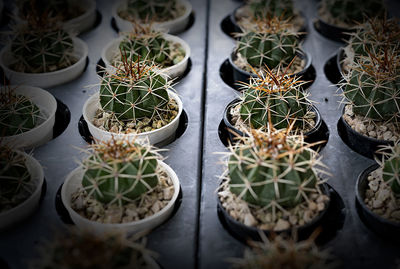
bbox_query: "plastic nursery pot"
[101,34,191,80]
[82,90,183,145]
[0,151,44,231]
[314,11,355,43]
[0,85,57,149]
[228,49,313,90]
[61,160,180,235]
[112,0,192,34]
[337,107,394,159]
[217,182,331,243]
[355,164,400,240]
[222,98,327,150]
[0,38,88,88]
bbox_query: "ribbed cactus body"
[249,0,294,20]
[126,0,179,21]
[382,145,400,195]
[82,140,159,206]
[16,0,82,21]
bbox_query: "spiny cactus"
[0,86,41,136]
[81,137,162,207]
[100,54,170,122]
[376,142,400,196]
[10,13,75,73]
[236,17,299,70]
[227,127,327,211]
[247,0,294,20]
[0,147,35,212]
[341,46,400,122]
[122,0,181,22]
[31,229,158,269]
[239,65,311,130]
[322,0,385,25]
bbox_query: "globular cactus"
[81,137,162,207]
[247,0,294,20]
[236,17,299,69]
[239,66,311,130]
[227,128,327,210]
[16,0,83,22]
[100,55,170,122]
[377,142,400,196]
[341,46,400,122]
[0,147,34,212]
[10,14,75,73]
[322,0,385,25]
[123,0,181,22]
[0,87,40,136]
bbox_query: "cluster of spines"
[376,142,400,196]
[81,137,163,207]
[125,0,180,22]
[247,0,294,20]
[16,0,83,22]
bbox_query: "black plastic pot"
[314,15,354,43]
[217,183,332,243]
[355,164,400,241]
[323,48,344,85]
[228,49,314,91]
[221,98,329,151]
[337,107,394,159]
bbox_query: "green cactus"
[239,67,311,130]
[379,142,400,196]
[248,0,294,20]
[323,0,385,25]
[0,87,41,136]
[123,0,181,22]
[82,138,161,206]
[227,128,325,209]
[236,17,299,69]
[341,46,400,121]
[0,147,34,212]
[100,56,170,122]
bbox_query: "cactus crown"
[81,137,162,207]
[124,0,181,22]
[0,147,35,212]
[226,127,327,215]
[0,85,41,136]
[236,16,299,70]
[376,142,400,196]
[247,0,294,20]
[341,46,400,122]
[239,64,312,131]
[100,53,170,122]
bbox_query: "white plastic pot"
[83,90,183,145]
[112,0,192,34]
[101,34,190,79]
[61,160,180,235]
[0,38,88,88]
[0,151,44,231]
[0,85,57,149]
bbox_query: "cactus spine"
[239,66,311,130]
[377,142,400,196]
[123,0,181,22]
[82,138,162,206]
[248,0,294,20]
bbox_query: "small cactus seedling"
[0,86,41,136]
[376,142,400,196]
[123,0,181,22]
[81,137,162,207]
[247,0,294,20]
[340,46,400,122]
[239,64,312,131]
[0,147,35,212]
[226,127,328,214]
[236,17,299,70]
[10,12,75,73]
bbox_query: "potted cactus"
[0,13,88,88]
[30,228,160,268]
[61,137,180,234]
[0,146,44,231]
[0,85,57,149]
[229,16,312,88]
[101,24,190,80]
[223,67,327,148]
[217,127,331,241]
[112,0,192,34]
[84,55,182,146]
[315,0,385,42]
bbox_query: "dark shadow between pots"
[53,99,71,139]
[0,257,10,269]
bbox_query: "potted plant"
[223,67,327,148]
[30,228,160,268]
[217,127,331,242]
[356,142,400,239]
[0,146,44,231]
[315,0,385,42]
[83,56,182,145]
[102,24,190,80]
[61,137,180,235]
[15,0,97,34]
[0,13,88,88]
[0,85,57,149]
[229,16,313,88]
[112,0,192,34]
